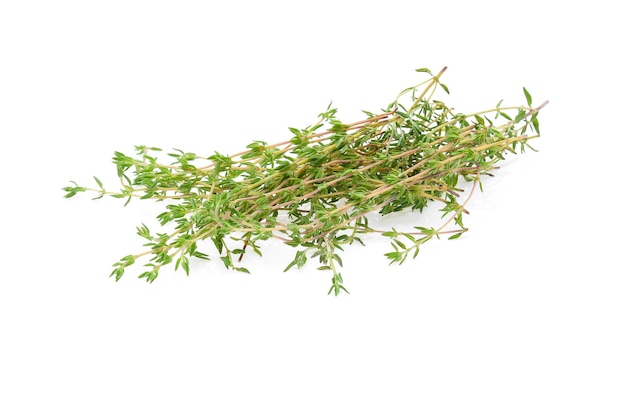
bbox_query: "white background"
[1,1,624,402]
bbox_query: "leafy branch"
[64,67,547,294]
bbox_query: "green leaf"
[384,252,402,264]
[234,267,250,274]
[121,255,135,264]
[62,181,86,198]
[136,224,152,240]
[295,250,307,267]
[176,256,190,276]
[109,267,124,281]
[448,232,463,240]
[351,236,365,246]
[523,87,532,106]
[284,250,307,272]
[93,176,104,189]
[192,250,210,260]
[251,244,263,257]
[531,115,541,134]
[414,226,435,235]
[212,235,224,254]
[327,272,349,296]
[220,256,232,268]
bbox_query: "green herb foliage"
[63,67,547,294]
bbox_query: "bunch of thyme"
[64,67,546,295]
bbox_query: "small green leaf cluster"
[64,67,546,294]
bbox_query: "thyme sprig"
[64,67,546,295]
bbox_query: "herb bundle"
[64,67,546,295]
